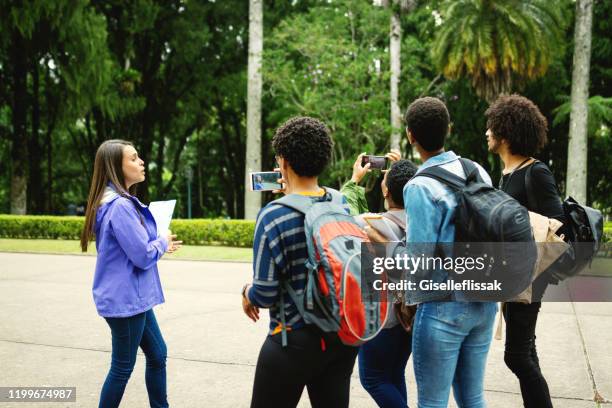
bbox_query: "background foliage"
[0,0,610,218]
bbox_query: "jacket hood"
[95,186,122,234]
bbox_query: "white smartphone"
[249,171,283,192]
[363,215,401,241]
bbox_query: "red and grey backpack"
[273,188,389,347]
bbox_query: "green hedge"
[170,219,255,247]
[0,215,610,247]
[0,215,255,247]
[0,215,85,240]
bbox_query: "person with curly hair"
[486,94,567,408]
[342,155,418,408]
[242,116,359,408]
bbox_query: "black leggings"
[250,326,359,408]
[503,300,553,408]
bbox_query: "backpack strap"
[524,160,539,212]
[415,165,466,190]
[381,211,406,232]
[271,194,312,347]
[272,188,339,266]
[458,158,483,183]
[272,193,315,214]
[415,158,482,190]
[278,280,308,347]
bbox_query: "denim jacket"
[396,151,492,304]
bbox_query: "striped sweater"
[247,191,349,335]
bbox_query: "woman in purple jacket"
[81,139,181,408]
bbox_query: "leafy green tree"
[264,0,437,209]
[432,0,566,102]
[80,0,214,205]
[0,0,609,218]
[0,0,111,214]
[265,0,391,187]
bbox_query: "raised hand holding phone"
[271,167,287,195]
[351,152,371,184]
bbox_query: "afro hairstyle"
[485,94,548,156]
[272,116,333,177]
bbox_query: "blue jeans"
[99,309,168,408]
[412,301,497,408]
[358,324,412,408]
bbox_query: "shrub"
[0,215,255,247]
[0,215,84,240]
[0,215,609,248]
[170,219,255,247]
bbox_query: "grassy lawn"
[0,238,609,275]
[0,239,252,263]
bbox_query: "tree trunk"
[566,0,593,203]
[154,133,166,197]
[389,5,402,151]
[44,62,57,214]
[10,32,28,215]
[231,109,246,219]
[28,61,43,214]
[244,0,263,219]
[45,126,53,213]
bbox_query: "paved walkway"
[0,253,610,407]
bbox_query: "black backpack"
[416,158,537,301]
[524,161,604,280]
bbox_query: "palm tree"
[245,0,263,219]
[566,0,593,204]
[432,0,565,102]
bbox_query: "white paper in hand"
[148,200,177,237]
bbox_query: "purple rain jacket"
[92,187,168,318]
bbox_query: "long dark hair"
[80,139,137,252]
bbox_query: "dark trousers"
[250,326,359,408]
[99,309,168,408]
[503,301,553,408]
[358,324,412,408]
